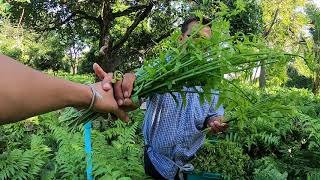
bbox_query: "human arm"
[0,55,128,124]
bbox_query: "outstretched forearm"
[0,55,92,124]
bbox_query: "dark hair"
[180,16,211,34]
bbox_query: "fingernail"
[124,91,129,98]
[118,99,123,105]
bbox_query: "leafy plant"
[0,135,50,180]
[57,108,145,180]
[92,120,145,179]
[191,140,249,178]
[253,157,288,180]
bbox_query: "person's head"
[179,16,212,42]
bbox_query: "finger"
[221,123,229,129]
[213,122,229,133]
[122,73,136,98]
[101,73,113,91]
[213,121,225,132]
[212,116,223,123]
[113,108,129,122]
[114,79,124,106]
[93,63,108,80]
[122,98,140,112]
[210,126,220,134]
[208,119,216,127]
[110,113,118,121]
[123,98,133,106]
[208,121,223,134]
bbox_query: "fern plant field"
[0,73,319,180]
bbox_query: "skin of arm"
[0,55,128,124]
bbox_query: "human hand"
[90,80,129,122]
[93,63,139,111]
[207,116,229,134]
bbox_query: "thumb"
[101,73,113,91]
[93,63,107,80]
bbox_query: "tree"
[259,0,307,88]
[8,0,185,72]
[7,0,267,73]
[303,3,320,95]
[0,18,67,71]
[26,33,67,71]
[62,27,87,74]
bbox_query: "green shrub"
[191,140,249,178]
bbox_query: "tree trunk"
[98,25,118,73]
[258,9,279,89]
[259,60,266,88]
[312,72,320,95]
[96,1,118,73]
[71,65,76,75]
[312,45,320,95]
[75,57,78,74]
[96,1,153,73]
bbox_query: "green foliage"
[67,16,292,126]
[1,71,320,179]
[302,2,320,95]
[223,87,320,178]
[92,120,145,179]
[78,48,99,74]
[49,125,86,179]
[133,16,290,102]
[253,157,288,180]
[189,0,263,35]
[0,0,30,15]
[28,36,68,72]
[0,135,50,180]
[57,108,145,179]
[261,0,307,45]
[0,19,24,60]
[0,102,145,180]
[191,85,320,179]
[307,171,320,180]
[286,64,313,89]
[0,19,68,71]
[191,140,249,178]
[49,71,95,84]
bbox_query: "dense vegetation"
[1,0,320,179]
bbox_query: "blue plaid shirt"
[142,87,224,179]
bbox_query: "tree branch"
[141,28,176,54]
[36,9,102,32]
[154,28,175,43]
[112,2,154,51]
[263,8,279,38]
[73,10,102,24]
[112,5,149,18]
[36,13,76,31]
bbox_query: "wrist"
[67,82,92,109]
